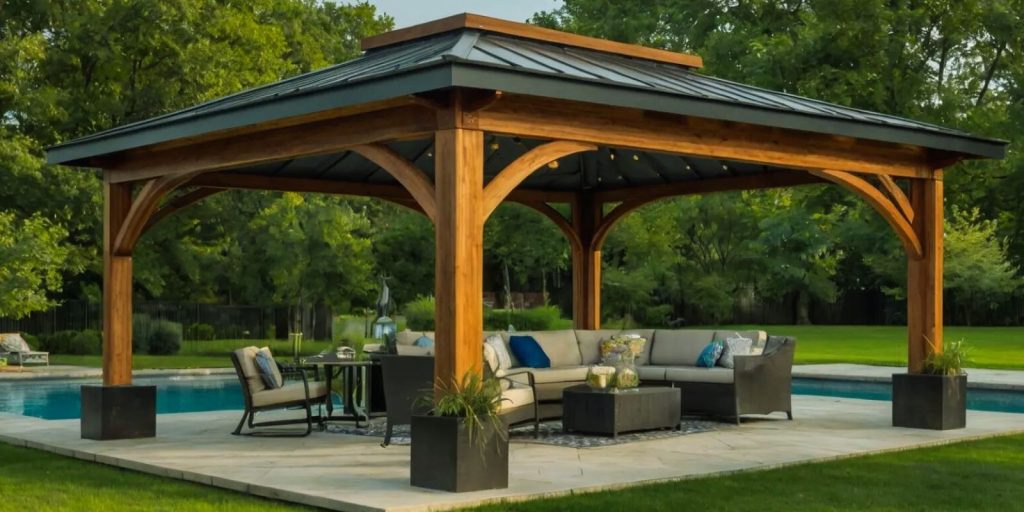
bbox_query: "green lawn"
[47,325,1024,370]
[2,434,1023,511]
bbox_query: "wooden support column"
[433,128,485,389]
[906,176,943,373]
[103,181,134,386]
[572,194,602,329]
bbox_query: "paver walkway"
[1,395,1021,512]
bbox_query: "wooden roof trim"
[361,13,704,69]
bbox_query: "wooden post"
[906,176,943,373]
[103,180,134,385]
[572,194,601,329]
[433,128,485,390]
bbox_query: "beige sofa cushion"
[504,330,582,367]
[664,367,734,384]
[396,344,433,356]
[651,330,716,366]
[617,329,655,365]
[508,366,588,385]
[251,381,329,407]
[573,329,620,364]
[638,365,670,381]
[234,346,283,395]
[395,330,422,346]
[499,385,535,411]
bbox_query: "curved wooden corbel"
[591,199,648,250]
[877,175,915,223]
[113,173,197,255]
[811,169,922,259]
[483,141,596,219]
[144,187,226,232]
[350,144,438,222]
[514,201,584,254]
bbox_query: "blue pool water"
[1,376,1021,420]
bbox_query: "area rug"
[327,418,733,448]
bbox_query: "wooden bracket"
[514,201,583,254]
[483,140,596,219]
[112,173,196,256]
[349,144,438,222]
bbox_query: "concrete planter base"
[892,373,966,430]
[81,385,157,440]
[410,415,508,492]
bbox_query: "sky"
[364,0,563,28]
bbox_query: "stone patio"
[1,395,1022,512]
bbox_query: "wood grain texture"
[483,140,596,219]
[514,202,583,255]
[433,128,485,393]
[572,194,602,329]
[103,181,133,386]
[104,106,436,182]
[878,175,915,223]
[907,177,944,373]
[810,170,923,259]
[350,144,438,222]
[478,95,934,179]
[144,187,226,231]
[594,170,823,203]
[361,13,704,68]
[113,173,194,255]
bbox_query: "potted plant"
[892,339,968,430]
[410,371,508,492]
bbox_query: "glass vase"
[612,355,640,390]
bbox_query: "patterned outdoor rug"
[327,418,733,448]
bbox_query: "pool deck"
[794,364,1024,390]
[1,395,1022,512]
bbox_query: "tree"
[0,212,81,318]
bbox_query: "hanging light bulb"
[609,150,617,161]
[547,160,560,169]
[632,153,639,161]
[489,142,500,151]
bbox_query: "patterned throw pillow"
[485,334,512,370]
[254,350,282,389]
[508,335,551,369]
[718,335,753,369]
[695,342,724,368]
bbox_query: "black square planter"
[410,415,508,492]
[81,385,157,440]
[892,373,966,430]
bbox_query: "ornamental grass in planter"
[893,339,969,430]
[410,372,509,492]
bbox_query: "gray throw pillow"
[718,336,753,369]
[485,334,512,370]
[254,351,282,389]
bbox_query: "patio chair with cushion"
[230,346,329,437]
[0,333,48,367]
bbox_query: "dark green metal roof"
[48,28,1007,166]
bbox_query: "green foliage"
[39,330,102,355]
[147,321,183,355]
[20,332,38,350]
[403,295,436,331]
[0,211,82,319]
[424,372,506,447]
[186,323,216,341]
[924,339,971,376]
[484,306,567,331]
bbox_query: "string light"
[547,160,560,169]
[489,142,500,151]
[632,153,639,161]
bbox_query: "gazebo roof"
[49,13,1006,171]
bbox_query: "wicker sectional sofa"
[396,328,795,423]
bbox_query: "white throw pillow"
[718,334,753,369]
[485,334,512,370]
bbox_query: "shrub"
[484,305,565,331]
[403,295,435,330]
[132,314,152,354]
[146,320,183,355]
[39,330,102,355]
[187,323,216,341]
[20,332,39,350]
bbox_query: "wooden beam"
[506,188,575,204]
[144,187,226,232]
[433,128,485,392]
[907,177,944,373]
[104,105,436,182]
[483,140,596,218]
[513,202,583,254]
[361,13,704,69]
[103,182,133,386]
[350,144,437,222]
[571,194,603,329]
[810,170,922,259]
[113,173,195,255]
[594,170,823,204]
[878,175,915,223]
[477,95,933,179]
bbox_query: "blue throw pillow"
[508,335,550,368]
[695,342,724,368]
[254,351,281,389]
[413,335,434,348]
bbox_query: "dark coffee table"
[562,385,681,437]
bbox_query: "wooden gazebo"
[48,14,1006,438]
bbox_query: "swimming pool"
[2,376,1021,420]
